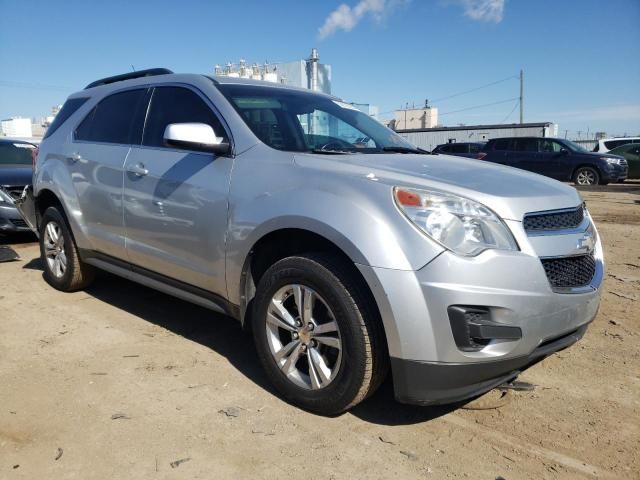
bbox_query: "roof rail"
[84,68,174,90]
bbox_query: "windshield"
[216,83,416,154]
[562,139,589,153]
[0,142,35,165]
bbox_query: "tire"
[39,206,95,291]
[573,166,600,186]
[252,253,388,415]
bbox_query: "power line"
[378,73,521,117]
[431,75,519,103]
[438,97,519,117]
[499,100,520,124]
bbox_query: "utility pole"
[519,69,524,124]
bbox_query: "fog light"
[448,306,522,352]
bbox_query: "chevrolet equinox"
[18,68,604,415]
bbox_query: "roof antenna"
[131,65,136,72]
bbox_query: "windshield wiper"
[310,148,356,155]
[382,146,430,154]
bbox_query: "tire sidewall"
[39,207,78,290]
[252,257,368,414]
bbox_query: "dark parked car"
[607,143,640,179]
[433,142,485,158]
[478,137,627,186]
[0,139,36,233]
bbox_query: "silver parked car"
[18,69,604,415]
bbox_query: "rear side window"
[514,138,538,152]
[142,87,227,148]
[43,98,89,139]
[439,145,451,153]
[492,139,512,151]
[75,89,148,144]
[451,144,467,153]
[469,144,482,154]
[604,140,630,150]
[0,142,35,165]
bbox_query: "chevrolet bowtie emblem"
[577,233,595,253]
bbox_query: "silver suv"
[18,68,604,415]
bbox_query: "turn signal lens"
[395,189,422,206]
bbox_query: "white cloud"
[453,0,505,23]
[318,0,404,40]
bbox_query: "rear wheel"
[39,206,95,291]
[573,167,600,186]
[252,253,387,415]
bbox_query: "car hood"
[294,153,582,221]
[576,150,622,160]
[0,165,33,187]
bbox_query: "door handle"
[67,152,82,163]
[127,163,149,177]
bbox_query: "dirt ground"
[1,182,638,480]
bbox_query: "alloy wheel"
[43,221,67,278]
[576,169,597,185]
[265,284,342,390]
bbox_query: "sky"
[1,0,639,138]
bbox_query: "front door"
[538,139,569,180]
[123,86,233,296]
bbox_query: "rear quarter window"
[75,89,147,144]
[43,97,89,139]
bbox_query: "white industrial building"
[351,103,379,119]
[215,48,332,94]
[396,122,558,151]
[1,117,33,138]
[391,106,438,130]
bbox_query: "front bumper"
[602,163,628,181]
[0,203,31,233]
[357,218,603,406]
[391,324,588,405]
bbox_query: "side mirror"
[163,123,231,155]
[559,148,569,155]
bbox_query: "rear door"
[485,138,514,166]
[122,85,233,295]
[72,88,149,258]
[511,138,542,173]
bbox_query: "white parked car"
[593,137,640,153]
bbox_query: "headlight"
[602,157,621,165]
[394,187,518,256]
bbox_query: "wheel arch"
[572,164,602,182]
[236,227,394,361]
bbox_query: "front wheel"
[252,253,387,415]
[573,167,600,186]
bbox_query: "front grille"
[1,186,26,201]
[541,254,596,289]
[9,218,27,228]
[524,205,585,231]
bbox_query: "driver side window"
[540,140,563,153]
[296,110,376,150]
